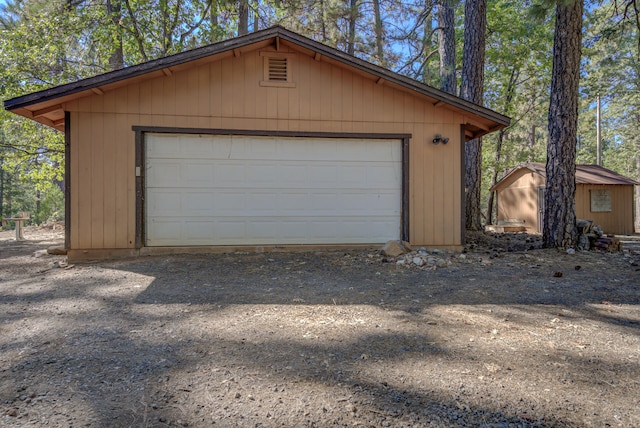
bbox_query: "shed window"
[260,52,295,88]
[590,189,612,212]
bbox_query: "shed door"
[145,133,402,246]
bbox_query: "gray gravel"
[1,228,640,427]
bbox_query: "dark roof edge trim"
[491,162,639,190]
[4,27,281,110]
[4,26,509,127]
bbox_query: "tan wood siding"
[576,184,635,235]
[496,171,544,233]
[496,171,635,235]
[64,45,467,250]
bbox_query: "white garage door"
[145,133,402,246]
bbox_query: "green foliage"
[481,0,554,219]
[579,1,640,182]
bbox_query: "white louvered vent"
[268,57,288,81]
[260,52,295,87]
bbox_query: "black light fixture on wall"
[432,134,449,145]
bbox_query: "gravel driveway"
[1,227,640,427]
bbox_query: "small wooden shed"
[492,162,638,235]
[4,26,509,261]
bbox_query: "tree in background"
[580,1,640,231]
[543,0,584,248]
[460,0,487,231]
[482,0,554,225]
[436,0,457,94]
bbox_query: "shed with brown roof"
[491,162,638,235]
[4,26,509,261]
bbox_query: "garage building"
[4,26,509,261]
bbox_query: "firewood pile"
[577,219,622,251]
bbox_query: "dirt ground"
[1,226,639,427]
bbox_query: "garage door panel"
[214,163,247,185]
[146,134,402,246]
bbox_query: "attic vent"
[260,52,296,88]
[268,57,288,81]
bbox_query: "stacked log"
[592,235,622,251]
[576,219,622,252]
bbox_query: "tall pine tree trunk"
[106,0,124,70]
[319,0,327,43]
[253,0,259,32]
[543,0,583,248]
[0,157,4,220]
[436,0,456,94]
[635,136,640,232]
[486,129,505,225]
[486,66,518,224]
[372,0,384,65]
[238,0,249,35]
[460,0,486,231]
[346,0,358,55]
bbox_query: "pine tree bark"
[372,0,384,65]
[106,0,124,70]
[486,66,518,224]
[422,2,435,83]
[635,136,640,232]
[543,0,583,248]
[253,0,259,32]
[319,0,327,43]
[436,0,456,94]
[238,0,249,35]
[486,129,504,225]
[346,0,358,55]
[460,0,486,231]
[0,157,4,219]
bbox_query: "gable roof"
[492,162,639,190]
[4,25,510,137]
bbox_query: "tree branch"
[123,0,149,61]
[178,2,213,47]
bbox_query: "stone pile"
[380,240,453,269]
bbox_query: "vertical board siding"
[65,47,467,250]
[114,113,130,247]
[90,113,105,247]
[69,112,80,249]
[102,112,117,248]
[496,171,542,233]
[576,184,635,235]
[497,173,635,235]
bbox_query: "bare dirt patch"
[1,227,640,427]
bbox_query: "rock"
[402,241,412,252]
[577,235,589,251]
[47,246,67,255]
[436,258,448,268]
[412,257,425,267]
[380,241,408,257]
[566,248,576,255]
[33,249,48,258]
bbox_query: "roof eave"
[4,26,510,133]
